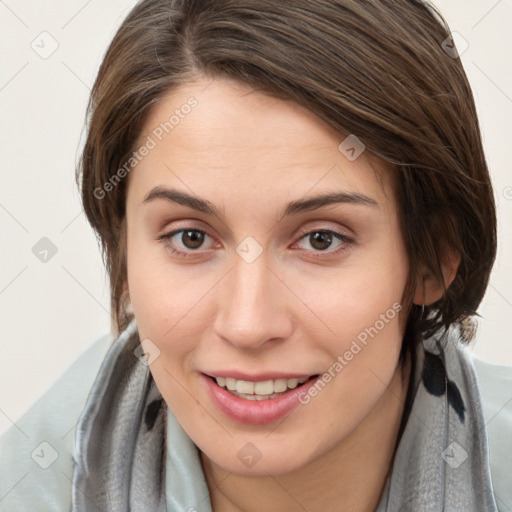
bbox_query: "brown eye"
[308,231,334,251]
[156,228,214,258]
[293,228,355,259]
[180,230,205,249]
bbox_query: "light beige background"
[0,0,511,437]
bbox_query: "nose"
[213,249,293,351]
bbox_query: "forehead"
[127,76,395,209]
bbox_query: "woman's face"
[125,76,410,476]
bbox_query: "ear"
[122,280,130,300]
[413,249,461,306]
[122,281,133,313]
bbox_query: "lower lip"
[201,374,320,425]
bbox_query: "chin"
[199,431,330,477]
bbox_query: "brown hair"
[77,0,497,363]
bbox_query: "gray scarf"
[71,319,498,511]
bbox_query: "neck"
[201,355,412,512]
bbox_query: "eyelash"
[156,226,354,260]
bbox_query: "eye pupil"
[183,230,204,249]
[310,231,332,251]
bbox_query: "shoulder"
[470,353,512,512]
[0,332,113,512]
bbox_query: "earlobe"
[413,250,461,306]
[441,249,460,290]
[122,282,133,312]
[122,281,130,301]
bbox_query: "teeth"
[214,376,309,395]
[226,378,237,391]
[254,380,274,395]
[287,378,299,389]
[273,379,288,392]
[236,381,254,394]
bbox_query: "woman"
[0,0,510,511]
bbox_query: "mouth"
[202,372,321,424]
[206,374,319,400]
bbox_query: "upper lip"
[203,371,317,382]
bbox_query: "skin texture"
[124,76,449,511]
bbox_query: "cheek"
[312,238,408,390]
[128,263,196,344]
[126,234,217,374]
[302,250,408,354]
[126,227,180,338]
[126,212,178,313]
[126,245,200,403]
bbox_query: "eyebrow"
[142,186,378,218]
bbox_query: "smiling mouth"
[209,375,319,400]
